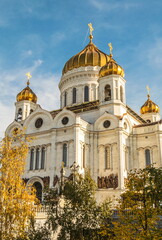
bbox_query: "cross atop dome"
[108,43,113,56]
[146,85,150,98]
[88,23,94,42]
[26,72,32,86]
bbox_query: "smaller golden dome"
[16,81,37,103]
[140,95,160,114]
[99,54,125,78]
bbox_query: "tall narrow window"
[64,91,67,107]
[33,182,42,202]
[120,86,124,103]
[63,143,67,167]
[41,147,45,169]
[145,149,151,166]
[30,149,34,170]
[17,108,22,121]
[35,148,40,170]
[84,86,89,102]
[82,145,86,168]
[72,88,76,104]
[105,146,111,169]
[104,85,111,101]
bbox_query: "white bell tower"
[15,73,37,122]
[98,44,126,116]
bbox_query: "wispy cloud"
[50,32,66,46]
[0,59,60,137]
[21,50,33,59]
[145,38,162,68]
[89,0,140,11]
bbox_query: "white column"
[118,131,125,189]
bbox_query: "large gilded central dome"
[62,36,109,75]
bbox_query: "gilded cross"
[26,72,32,86]
[108,43,113,55]
[146,85,150,95]
[88,23,94,35]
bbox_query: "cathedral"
[5,25,162,203]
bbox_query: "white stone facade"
[6,58,162,204]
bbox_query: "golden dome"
[99,54,125,78]
[62,35,109,75]
[16,82,37,103]
[140,95,160,114]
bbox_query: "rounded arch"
[5,121,23,137]
[122,116,132,133]
[94,112,119,131]
[27,177,44,202]
[53,108,76,128]
[23,106,54,134]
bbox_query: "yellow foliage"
[0,130,37,240]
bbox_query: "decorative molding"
[55,139,74,146]
[137,145,158,151]
[29,143,51,149]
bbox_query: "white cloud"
[146,38,162,68]
[0,102,15,138]
[89,0,140,11]
[21,50,33,58]
[0,59,60,138]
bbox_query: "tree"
[0,131,37,240]
[113,166,162,240]
[16,217,51,240]
[45,170,112,240]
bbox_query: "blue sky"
[0,0,162,137]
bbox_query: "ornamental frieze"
[98,174,118,189]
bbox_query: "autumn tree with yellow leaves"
[0,131,37,240]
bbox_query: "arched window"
[17,108,22,121]
[33,182,42,202]
[120,86,124,103]
[30,149,34,170]
[41,147,45,169]
[64,91,67,107]
[72,88,77,104]
[105,146,111,169]
[104,85,111,101]
[63,143,67,167]
[84,86,89,102]
[35,148,40,170]
[145,149,151,166]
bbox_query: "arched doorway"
[33,182,42,202]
